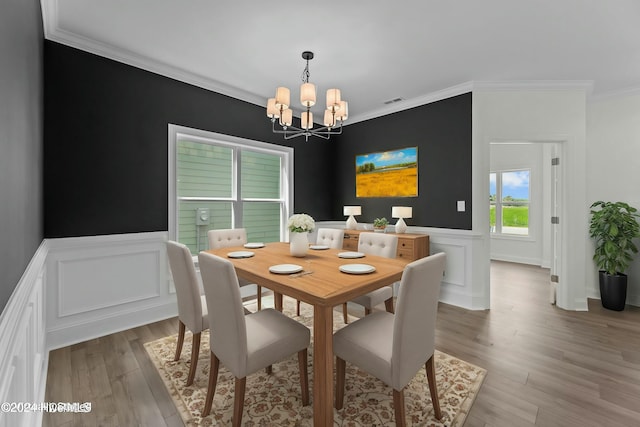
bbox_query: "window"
[490,169,530,236]
[169,125,293,253]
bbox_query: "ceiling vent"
[383,97,404,105]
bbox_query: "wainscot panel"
[46,232,177,350]
[0,242,48,427]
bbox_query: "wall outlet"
[457,200,465,212]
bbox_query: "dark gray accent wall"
[0,0,44,313]
[335,93,472,229]
[44,42,335,238]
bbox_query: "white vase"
[290,232,309,257]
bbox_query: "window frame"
[490,168,531,237]
[168,124,293,245]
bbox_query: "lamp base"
[346,215,358,230]
[395,217,407,234]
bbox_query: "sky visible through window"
[490,170,529,200]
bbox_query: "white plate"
[339,264,376,274]
[310,245,330,250]
[269,264,304,274]
[244,242,265,249]
[338,251,365,259]
[227,251,255,259]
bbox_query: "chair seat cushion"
[351,286,393,309]
[333,311,394,387]
[245,308,310,375]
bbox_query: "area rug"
[144,298,486,426]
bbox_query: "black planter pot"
[598,271,627,311]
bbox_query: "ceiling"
[41,0,640,124]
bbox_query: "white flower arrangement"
[288,213,315,233]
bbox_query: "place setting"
[337,251,365,259]
[339,263,376,274]
[227,251,255,259]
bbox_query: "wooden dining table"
[205,241,408,426]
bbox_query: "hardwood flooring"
[43,261,640,426]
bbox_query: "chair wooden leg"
[297,349,309,406]
[186,332,201,386]
[202,353,219,417]
[296,300,301,316]
[335,357,346,410]
[343,303,349,324]
[426,355,442,420]
[232,377,247,427]
[393,388,407,427]
[364,307,371,316]
[384,296,394,314]
[174,320,185,361]
[257,285,262,310]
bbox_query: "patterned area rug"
[144,297,486,426]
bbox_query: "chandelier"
[266,51,348,142]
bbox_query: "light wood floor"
[43,261,640,426]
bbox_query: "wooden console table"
[342,229,430,260]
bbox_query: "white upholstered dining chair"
[342,232,398,323]
[166,240,209,386]
[198,252,310,425]
[208,228,263,311]
[295,228,345,315]
[334,252,446,426]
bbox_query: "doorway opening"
[488,141,564,308]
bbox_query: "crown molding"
[346,82,475,125]
[589,85,640,102]
[41,0,266,108]
[472,80,594,95]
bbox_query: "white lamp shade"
[343,206,362,216]
[280,108,293,126]
[392,206,412,218]
[300,82,316,107]
[326,88,341,110]
[335,101,348,121]
[266,98,280,118]
[324,110,335,127]
[301,111,313,130]
[275,87,290,109]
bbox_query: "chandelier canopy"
[266,51,348,142]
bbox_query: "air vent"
[383,97,404,105]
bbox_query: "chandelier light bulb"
[275,87,290,110]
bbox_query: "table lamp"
[343,206,362,230]
[392,206,412,234]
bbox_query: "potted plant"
[589,201,640,311]
[373,217,389,232]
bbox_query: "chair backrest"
[208,228,248,249]
[198,251,248,377]
[316,228,344,249]
[357,232,398,259]
[166,241,204,332]
[391,252,446,390]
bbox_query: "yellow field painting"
[356,166,418,197]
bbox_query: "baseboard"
[47,301,177,351]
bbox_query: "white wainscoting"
[46,232,177,350]
[0,242,48,427]
[316,222,487,310]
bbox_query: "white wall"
[587,90,640,306]
[490,143,551,266]
[473,88,588,310]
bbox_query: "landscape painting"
[355,147,418,197]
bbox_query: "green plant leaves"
[589,201,640,275]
